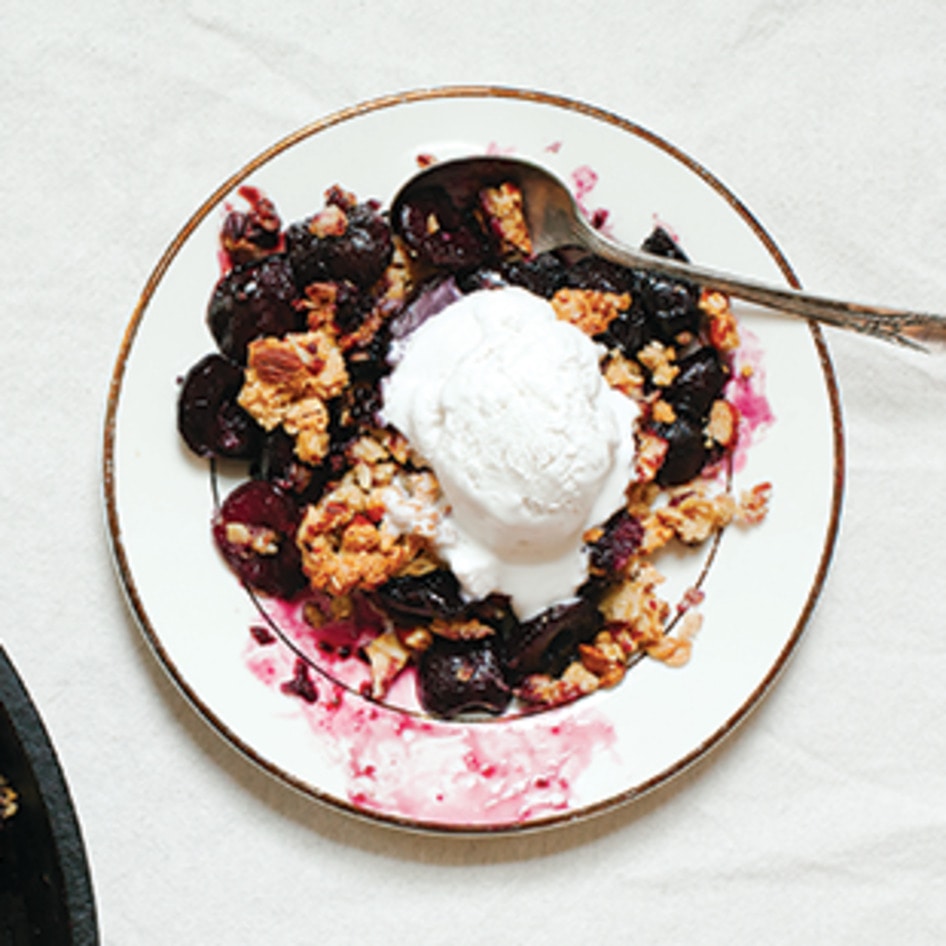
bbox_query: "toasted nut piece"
[239,330,348,464]
[308,203,348,238]
[707,399,739,449]
[364,629,411,699]
[637,341,679,387]
[397,626,433,653]
[737,481,773,525]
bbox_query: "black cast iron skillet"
[0,646,98,945]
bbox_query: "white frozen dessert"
[381,286,639,619]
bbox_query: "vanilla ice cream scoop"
[382,286,638,618]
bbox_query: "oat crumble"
[239,330,348,464]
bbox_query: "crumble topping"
[738,481,773,524]
[308,203,348,239]
[644,610,702,667]
[579,630,631,688]
[225,521,280,556]
[650,487,737,547]
[599,560,670,642]
[701,289,741,351]
[551,287,631,336]
[298,282,341,331]
[637,340,679,386]
[295,434,428,595]
[239,330,348,463]
[651,398,677,425]
[479,182,533,256]
[707,398,739,448]
[634,428,670,483]
[517,661,601,707]
[602,351,645,398]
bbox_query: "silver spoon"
[391,155,946,351]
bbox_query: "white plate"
[103,87,843,833]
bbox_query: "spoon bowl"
[392,155,946,351]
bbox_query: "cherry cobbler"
[177,167,771,719]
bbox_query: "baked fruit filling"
[176,167,771,719]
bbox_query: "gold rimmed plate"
[103,86,843,833]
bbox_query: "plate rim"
[101,83,845,834]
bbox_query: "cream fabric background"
[3,1,946,942]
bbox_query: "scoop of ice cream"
[381,286,638,618]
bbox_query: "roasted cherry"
[417,636,511,718]
[324,202,394,287]
[641,225,689,262]
[505,597,602,680]
[207,256,301,363]
[177,353,260,459]
[374,569,465,622]
[565,255,637,294]
[664,346,730,419]
[396,185,489,271]
[587,508,643,578]
[500,252,569,298]
[638,274,702,343]
[251,428,333,504]
[597,304,652,357]
[455,266,507,294]
[285,201,393,290]
[651,414,710,487]
[212,480,306,598]
[463,594,518,638]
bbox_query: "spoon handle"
[577,226,946,352]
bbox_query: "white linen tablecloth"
[3,2,946,942]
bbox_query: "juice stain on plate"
[243,615,618,826]
[729,325,776,473]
